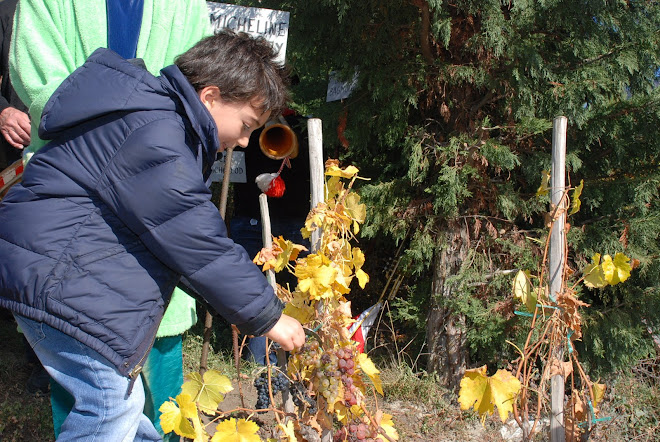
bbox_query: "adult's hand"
[0,107,31,149]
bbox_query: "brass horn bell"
[259,115,299,159]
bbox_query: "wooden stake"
[550,117,567,442]
[201,147,234,374]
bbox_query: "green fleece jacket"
[9,0,212,337]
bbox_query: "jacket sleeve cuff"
[0,98,11,113]
[236,295,284,337]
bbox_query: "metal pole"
[550,117,567,442]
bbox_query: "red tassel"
[255,172,286,198]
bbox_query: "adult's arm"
[8,0,82,144]
[0,1,9,113]
[0,1,29,148]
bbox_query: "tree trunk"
[426,222,469,391]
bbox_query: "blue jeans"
[51,335,182,441]
[14,314,162,441]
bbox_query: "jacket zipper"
[125,332,157,395]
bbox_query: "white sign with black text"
[210,151,247,183]
[207,2,290,64]
[326,70,359,102]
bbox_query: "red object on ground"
[0,160,24,192]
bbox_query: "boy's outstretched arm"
[263,314,305,351]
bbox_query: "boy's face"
[199,87,271,152]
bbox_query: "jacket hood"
[39,48,219,162]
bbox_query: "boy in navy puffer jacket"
[0,30,305,441]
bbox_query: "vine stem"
[359,403,396,442]
[210,406,297,421]
[265,338,284,428]
[236,333,248,409]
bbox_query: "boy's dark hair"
[175,30,290,116]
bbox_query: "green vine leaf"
[181,370,233,414]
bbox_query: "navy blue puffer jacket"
[0,48,282,377]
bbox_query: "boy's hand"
[264,314,305,351]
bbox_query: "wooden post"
[259,194,277,289]
[200,147,234,374]
[550,117,567,442]
[259,194,296,414]
[308,118,324,251]
[307,118,333,441]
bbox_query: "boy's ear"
[198,86,221,110]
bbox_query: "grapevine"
[458,176,635,440]
[158,160,398,441]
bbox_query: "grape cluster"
[334,419,378,441]
[289,380,318,415]
[336,347,359,406]
[254,370,289,410]
[292,339,323,368]
[289,341,363,412]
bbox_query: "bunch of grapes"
[291,339,323,369]
[334,419,379,441]
[290,341,362,412]
[254,370,289,410]
[336,347,359,406]
[289,380,318,415]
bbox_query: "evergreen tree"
[234,0,660,385]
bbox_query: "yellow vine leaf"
[351,247,366,269]
[211,418,261,442]
[295,254,338,300]
[344,192,366,232]
[357,353,384,395]
[335,403,363,423]
[326,175,343,200]
[583,254,607,288]
[512,270,536,312]
[181,370,233,415]
[356,269,370,289]
[332,270,353,295]
[592,382,606,409]
[283,291,315,325]
[375,412,399,441]
[301,209,326,239]
[159,394,197,439]
[536,170,550,196]
[277,421,297,442]
[326,164,360,179]
[273,237,307,272]
[252,237,307,273]
[458,365,521,422]
[569,179,584,215]
[584,252,632,288]
[351,248,370,289]
[601,253,631,285]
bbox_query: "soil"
[214,374,503,442]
